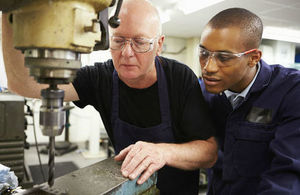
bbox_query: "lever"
[108,0,123,28]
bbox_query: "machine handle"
[93,0,123,50]
[108,0,123,28]
[94,8,110,50]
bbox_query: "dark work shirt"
[72,56,215,146]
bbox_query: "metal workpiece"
[51,157,158,195]
[19,158,158,195]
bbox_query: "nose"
[121,40,134,57]
[203,55,219,73]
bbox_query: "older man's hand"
[114,141,166,184]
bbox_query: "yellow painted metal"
[9,0,112,53]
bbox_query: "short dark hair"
[207,8,263,49]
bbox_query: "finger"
[123,149,149,178]
[121,149,146,177]
[129,156,152,180]
[114,145,133,161]
[121,144,142,171]
[137,163,158,185]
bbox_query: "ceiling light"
[157,8,173,24]
[176,0,225,15]
[263,26,300,43]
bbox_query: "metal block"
[54,157,157,194]
[19,157,157,195]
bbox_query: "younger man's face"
[200,26,256,94]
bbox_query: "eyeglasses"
[110,36,157,53]
[199,46,257,67]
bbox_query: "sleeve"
[72,65,98,108]
[258,82,300,194]
[72,61,113,109]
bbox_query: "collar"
[224,61,261,100]
[248,59,272,94]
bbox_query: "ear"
[248,49,262,67]
[156,35,165,56]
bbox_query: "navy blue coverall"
[201,60,300,194]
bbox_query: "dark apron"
[111,57,199,195]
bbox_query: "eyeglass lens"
[200,48,242,66]
[110,37,153,53]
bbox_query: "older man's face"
[110,3,163,84]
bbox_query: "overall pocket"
[232,122,275,177]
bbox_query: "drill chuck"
[40,86,65,137]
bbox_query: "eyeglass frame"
[109,36,159,53]
[199,46,258,67]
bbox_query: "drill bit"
[48,136,55,187]
[40,86,65,188]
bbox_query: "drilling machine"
[0,0,123,189]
